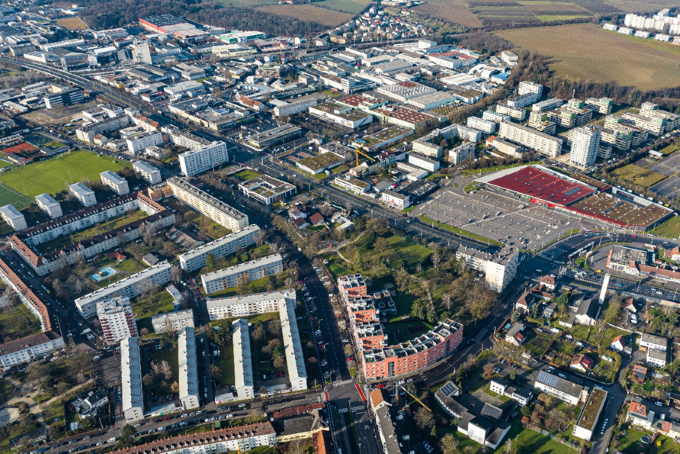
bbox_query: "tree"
[205,254,217,272]
[520,406,531,417]
[253,323,266,342]
[483,363,494,379]
[406,381,417,395]
[170,381,179,393]
[210,364,221,377]
[344,345,353,357]
[235,273,251,295]
[414,407,435,431]
[259,386,268,396]
[274,356,285,369]
[171,266,183,284]
[441,434,459,454]
[374,237,389,253]
[117,424,137,449]
[268,320,282,337]
[504,439,518,454]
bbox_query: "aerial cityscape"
[0,2,680,454]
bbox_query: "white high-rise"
[570,126,601,169]
[97,297,138,345]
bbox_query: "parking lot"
[412,186,602,249]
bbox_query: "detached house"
[610,335,625,352]
[505,323,526,346]
[570,354,594,373]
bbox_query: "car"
[238,403,246,408]
[656,401,664,407]
[181,413,188,418]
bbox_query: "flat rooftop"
[297,152,344,171]
[576,388,607,431]
[570,193,672,228]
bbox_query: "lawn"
[133,291,176,333]
[234,170,262,181]
[214,342,235,387]
[483,384,510,402]
[419,214,504,246]
[651,216,680,240]
[0,150,130,197]
[0,184,33,210]
[618,428,651,454]
[0,379,14,406]
[495,23,680,91]
[658,143,680,155]
[512,426,577,454]
[599,326,629,348]
[0,303,42,342]
[649,435,680,454]
[612,164,667,188]
[383,319,432,343]
[205,276,272,298]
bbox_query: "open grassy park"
[651,216,680,239]
[495,23,680,90]
[0,150,130,197]
[612,164,667,188]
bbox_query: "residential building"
[178,327,200,409]
[168,177,249,232]
[518,81,543,98]
[0,205,26,231]
[585,97,614,115]
[496,102,527,121]
[409,153,440,172]
[370,390,402,454]
[201,254,284,294]
[338,274,367,298]
[152,309,195,334]
[449,142,476,165]
[44,87,84,109]
[647,348,668,367]
[621,111,666,136]
[75,262,172,318]
[108,422,277,454]
[570,126,601,168]
[467,116,496,134]
[381,190,410,210]
[97,297,138,345]
[133,160,162,184]
[627,402,655,430]
[35,193,62,218]
[611,335,626,352]
[68,182,97,207]
[641,333,668,351]
[0,332,64,370]
[179,225,259,272]
[570,354,594,373]
[573,388,607,441]
[238,175,296,205]
[532,98,563,113]
[533,371,585,405]
[489,377,532,406]
[232,319,254,399]
[498,121,563,157]
[455,245,520,292]
[179,141,229,177]
[505,323,526,346]
[100,171,130,195]
[120,337,144,422]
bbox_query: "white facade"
[466,116,496,134]
[35,193,63,218]
[640,333,668,351]
[533,371,584,405]
[498,121,563,157]
[518,81,543,98]
[408,153,440,172]
[178,327,200,409]
[179,141,229,177]
[201,254,283,295]
[178,225,259,272]
[100,171,130,195]
[133,161,162,184]
[647,348,667,367]
[69,182,97,207]
[570,126,601,168]
[0,204,26,231]
[152,309,195,334]
[381,190,410,210]
[127,131,163,155]
[75,262,172,318]
[97,297,138,345]
[233,319,254,399]
[0,333,64,370]
[120,337,144,422]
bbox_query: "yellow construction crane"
[354,146,376,167]
[396,384,432,412]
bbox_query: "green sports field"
[0,150,130,198]
[0,185,32,210]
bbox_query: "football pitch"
[0,150,130,198]
[0,185,32,209]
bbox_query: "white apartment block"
[518,81,543,98]
[126,131,163,155]
[168,177,249,232]
[209,290,307,392]
[152,309,195,334]
[456,245,519,292]
[178,225,260,272]
[0,332,64,370]
[640,333,667,351]
[621,112,666,136]
[0,204,26,231]
[76,115,131,143]
[233,319,254,399]
[133,160,162,184]
[498,121,563,157]
[121,337,144,422]
[201,254,283,294]
[35,193,62,218]
[569,126,601,169]
[466,116,496,134]
[75,262,172,318]
[97,297,138,345]
[100,171,130,195]
[409,153,440,172]
[178,327,200,409]
[647,348,667,367]
[179,141,229,177]
[69,182,97,207]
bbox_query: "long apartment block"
[76,262,172,318]
[498,121,563,157]
[178,225,260,272]
[168,177,248,232]
[121,337,144,422]
[233,319,254,399]
[178,327,200,410]
[201,254,283,295]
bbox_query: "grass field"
[650,216,680,239]
[512,426,577,454]
[255,5,354,26]
[658,143,680,155]
[56,17,87,29]
[414,0,483,28]
[312,0,371,14]
[235,170,262,181]
[495,24,680,90]
[0,150,130,197]
[133,291,176,332]
[0,303,42,342]
[0,184,32,210]
[612,164,667,188]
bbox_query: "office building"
[35,193,63,218]
[44,88,84,109]
[533,371,585,405]
[238,175,296,205]
[498,121,563,157]
[179,141,229,177]
[69,182,97,207]
[75,262,172,318]
[97,297,138,345]
[0,205,26,231]
[569,126,601,168]
[100,171,130,195]
[168,177,249,232]
[152,309,195,334]
[133,160,162,184]
[178,327,200,409]
[120,337,144,422]
[178,225,260,272]
[408,153,440,172]
[201,254,283,294]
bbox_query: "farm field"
[255,5,354,26]
[0,150,130,198]
[312,0,372,14]
[56,17,87,29]
[612,164,667,187]
[495,24,680,90]
[413,0,483,28]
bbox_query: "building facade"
[121,337,144,422]
[97,297,138,345]
[201,254,283,295]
